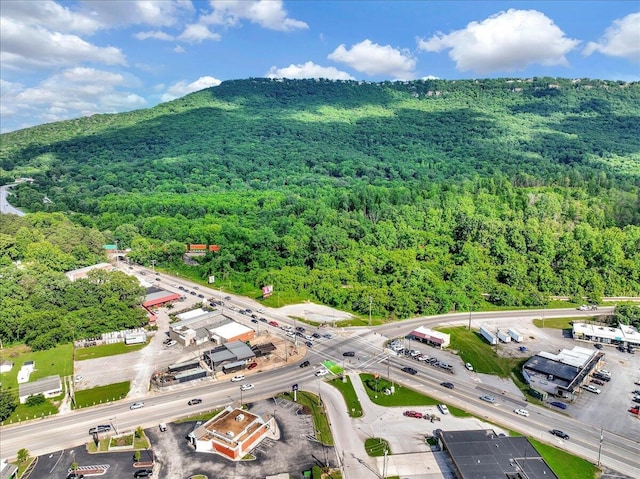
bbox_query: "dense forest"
[1,78,639,332]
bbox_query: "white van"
[159,422,167,432]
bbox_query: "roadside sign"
[292,384,298,391]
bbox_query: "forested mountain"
[1,78,639,326]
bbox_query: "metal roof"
[18,375,61,398]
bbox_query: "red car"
[268,321,279,327]
[247,362,258,370]
[403,410,423,419]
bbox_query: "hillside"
[1,78,640,322]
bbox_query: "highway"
[2,268,639,478]
[0,183,26,216]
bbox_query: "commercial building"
[169,310,254,347]
[572,322,640,349]
[18,375,62,404]
[142,286,181,309]
[522,346,603,398]
[437,429,558,479]
[203,341,256,373]
[189,406,276,460]
[65,263,114,281]
[408,326,450,349]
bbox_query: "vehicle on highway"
[312,332,321,339]
[582,384,601,394]
[231,375,245,382]
[305,341,313,348]
[300,360,310,368]
[178,286,185,290]
[403,410,423,418]
[551,429,569,439]
[198,293,205,298]
[343,351,356,357]
[247,362,258,370]
[440,382,454,389]
[225,296,232,300]
[245,309,253,313]
[480,395,495,403]
[401,367,417,375]
[88,425,111,434]
[130,402,145,410]
[134,469,153,478]
[465,362,474,371]
[594,343,604,349]
[165,340,177,347]
[296,326,306,332]
[75,375,83,382]
[251,319,259,324]
[240,384,254,391]
[269,321,279,327]
[549,401,568,410]
[259,317,268,323]
[190,291,197,296]
[315,369,329,377]
[438,404,449,415]
[188,398,203,405]
[514,408,529,417]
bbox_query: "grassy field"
[364,437,391,456]
[74,342,148,361]
[532,317,574,330]
[74,381,130,408]
[530,438,600,479]
[281,391,333,446]
[359,373,470,417]
[328,376,363,417]
[0,343,74,392]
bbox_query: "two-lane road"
[0,183,26,216]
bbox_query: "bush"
[25,394,46,407]
[364,378,391,393]
[0,390,17,421]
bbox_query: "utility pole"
[150,259,155,273]
[597,429,604,466]
[542,304,546,328]
[368,296,373,326]
[468,308,472,331]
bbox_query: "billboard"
[208,275,215,284]
[262,285,273,298]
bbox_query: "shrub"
[25,394,46,406]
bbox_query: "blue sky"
[1,0,639,133]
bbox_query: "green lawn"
[365,437,391,456]
[0,343,74,392]
[359,373,470,417]
[530,438,600,479]
[532,317,574,330]
[74,342,148,361]
[281,391,333,446]
[328,376,363,417]
[73,381,130,408]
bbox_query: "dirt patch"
[277,302,353,323]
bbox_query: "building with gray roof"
[18,375,62,404]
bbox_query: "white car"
[597,370,611,376]
[465,363,474,371]
[165,340,177,347]
[240,384,254,391]
[438,404,450,415]
[315,369,329,377]
[231,375,245,382]
[583,384,601,394]
[514,408,529,417]
[130,402,145,410]
[75,375,83,382]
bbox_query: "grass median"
[328,376,363,417]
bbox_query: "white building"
[18,375,62,404]
[572,322,640,348]
[409,326,450,349]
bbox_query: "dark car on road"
[67,474,84,479]
[188,398,202,406]
[342,351,356,357]
[401,367,418,375]
[259,317,268,323]
[296,326,305,332]
[299,360,310,368]
[550,401,568,410]
[551,429,569,439]
[305,341,313,348]
[312,332,321,339]
[440,382,454,389]
[594,343,604,349]
[134,470,153,478]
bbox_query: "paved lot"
[147,398,337,479]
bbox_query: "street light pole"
[150,259,155,273]
[597,429,603,466]
[368,296,373,326]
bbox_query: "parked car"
[305,341,313,348]
[514,408,529,417]
[67,474,84,479]
[465,362,474,371]
[582,384,601,394]
[551,429,569,439]
[440,382,454,389]
[594,343,604,349]
[550,401,568,410]
[247,362,258,370]
[403,410,423,419]
[401,367,418,375]
[130,402,145,410]
[165,340,177,347]
[231,375,245,382]
[75,375,84,382]
[342,351,356,357]
[133,469,153,478]
[299,360,310,368]
[438,404,449,415]
[315,369,329,377]
[188,398,202,406]
[591,379,605,386]
[480,395,496,403]
[240,384,254,391]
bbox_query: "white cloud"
[328,39,416,78]
[204,0,308,31]
[583,12,640,61]
[266,61,354,80]
[174,45,186,53]
[418,9,580,74]
[161,76,222,101]
[134,30,175,41]
[422,75,440,80]
[0,17,126,71]
[83,0,194,28]
[1,67,146,132]
[178,24,221,43]
[1,0,102,34]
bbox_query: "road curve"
[0,183,26,216]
